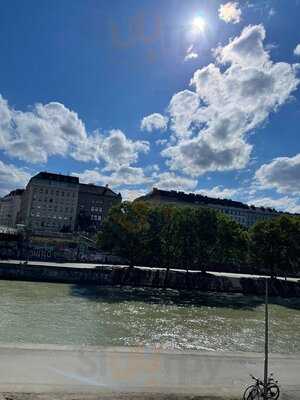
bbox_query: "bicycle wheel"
[243,385,260,400]
[267,383,280,399]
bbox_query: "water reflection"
[71,284,300,311]
[0,281,299,353]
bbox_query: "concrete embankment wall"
[0,262,300,297]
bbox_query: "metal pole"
[264,278,269,400]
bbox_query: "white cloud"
[0,97,86,163]
[248,196,300,214]
[294,44,300,56]
[140,113,168,132]
[0,95,149,169]
[119,189,147,201]
[100,130,149,170]
[161,25,299,177]
[168,90,199,138]
[218,2,242,24]
[184,45,198,62]
[73,167,197,194]
[162,137,252,177]
[73,165,152,188]
[215,24,268,66]
[198,186,239,199]
[184,52,199,62]
[255,154,300,195]
[154,172,197,192]
[0,161,32,196]
[71,128,150,169]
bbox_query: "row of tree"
[97,202,300,277]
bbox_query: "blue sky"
[0,0,300,212]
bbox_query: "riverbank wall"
[0,262,299,297]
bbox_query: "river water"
[0,280,300,353]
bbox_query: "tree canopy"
[97,202,300,276]
[249,215,300,277]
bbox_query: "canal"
[0,281,300,353]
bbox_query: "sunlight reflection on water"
[0,281,299,353]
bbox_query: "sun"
[192,16,206,33]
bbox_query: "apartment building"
[76,183,121,232]
[136,188,280,228]
[19,172,79,233]
[3,171,122,234]
[0,189,24,228]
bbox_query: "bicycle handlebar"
[250,374,277,385]
[250,375,263,385]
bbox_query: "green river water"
[0,280,300,353]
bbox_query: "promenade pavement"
[0,344,299,399]
[1,260,299,283]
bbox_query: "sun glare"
[192,16,206,33]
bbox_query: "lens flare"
[192,16,206,33]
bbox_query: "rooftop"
[31,172,79,184]
[137,188,279,214]
[79,183,121,197]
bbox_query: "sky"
[0,0,300,212]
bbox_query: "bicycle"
[242,374,280,400]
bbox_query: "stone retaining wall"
[0,263,299,297]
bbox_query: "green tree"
[160,205,179,271]
[97,201,150,268]
[215,214,248,266]
[168,207,197,274]
[193,208,219,273]
[142,205,165,268]
[249,215,300,277]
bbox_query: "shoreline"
[0,342,300,357]
[0,261,299,297]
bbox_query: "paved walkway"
[0,344,299,398]
[1,260,299,282]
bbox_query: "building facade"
[19,172,79,233]
[136,188,281,228]
[0,189,24,228]
[4,172,123,234]
[76,183,121,233]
